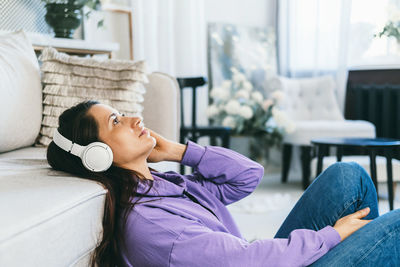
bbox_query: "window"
[349,0,400,67]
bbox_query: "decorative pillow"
[0,30,42,153]
[35,47,148,146]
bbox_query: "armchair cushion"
[311,155,400,182]
[275,75,344,121]
[284,120,376,145]
[272,75,376,145]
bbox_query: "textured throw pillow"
[35,47,148,146]
[273,75,344,121]
[0,30,42,153]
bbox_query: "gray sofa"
[0,31,180,266]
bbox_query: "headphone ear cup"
[81,142,113,172]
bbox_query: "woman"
[47,100,400,267]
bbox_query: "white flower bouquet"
[207,68,295,159]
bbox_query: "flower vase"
[397,40,400,55]
[230,134,270,169]
[230,135,252,158]
[44,3,84,38]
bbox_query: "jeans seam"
[353,228,399,266]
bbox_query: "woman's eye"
[113,117,120,125]
[113,113,125,125]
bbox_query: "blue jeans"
[274,162,400,266]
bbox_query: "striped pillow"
[35,47,148,146]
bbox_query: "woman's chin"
[150,137,156,148]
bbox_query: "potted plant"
[42,0,102,38]
[376,20,400,43]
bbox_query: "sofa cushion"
[36,47,149,146]
[0,30,42,153]
[0,147,107,266]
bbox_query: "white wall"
[204,0,276,28]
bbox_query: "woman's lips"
[139,129,148,137]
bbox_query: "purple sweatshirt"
[119,141,341,267]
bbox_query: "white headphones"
[52,128,114,172]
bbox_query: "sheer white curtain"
[84,0,206,78]
[130,0,207,77]
[277,0,351,112]
[130,0,210,127]
[278,0,400,112]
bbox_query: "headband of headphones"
[53,128,85,157]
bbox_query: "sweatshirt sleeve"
[169,222,341,267]
[180,141,264,205]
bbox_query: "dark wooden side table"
[311,138,400,211]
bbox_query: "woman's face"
[87,103,156,168]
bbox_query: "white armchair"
[274,75,376,189]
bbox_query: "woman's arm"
[169,221,341,267]
[179,140,264,205]
[147,129,263,205]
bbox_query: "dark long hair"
[46,100,156,267]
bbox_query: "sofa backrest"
[0,30,42,153]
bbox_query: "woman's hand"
[333,207,372,241]
[146,128,187,163]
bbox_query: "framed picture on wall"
[207,22,277,94]
[83,3,133,60]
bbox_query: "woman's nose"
[130,116,143,127]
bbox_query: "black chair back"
[177,77,207,129]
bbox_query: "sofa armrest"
[142,72,180,142]
[142,72,181,172]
